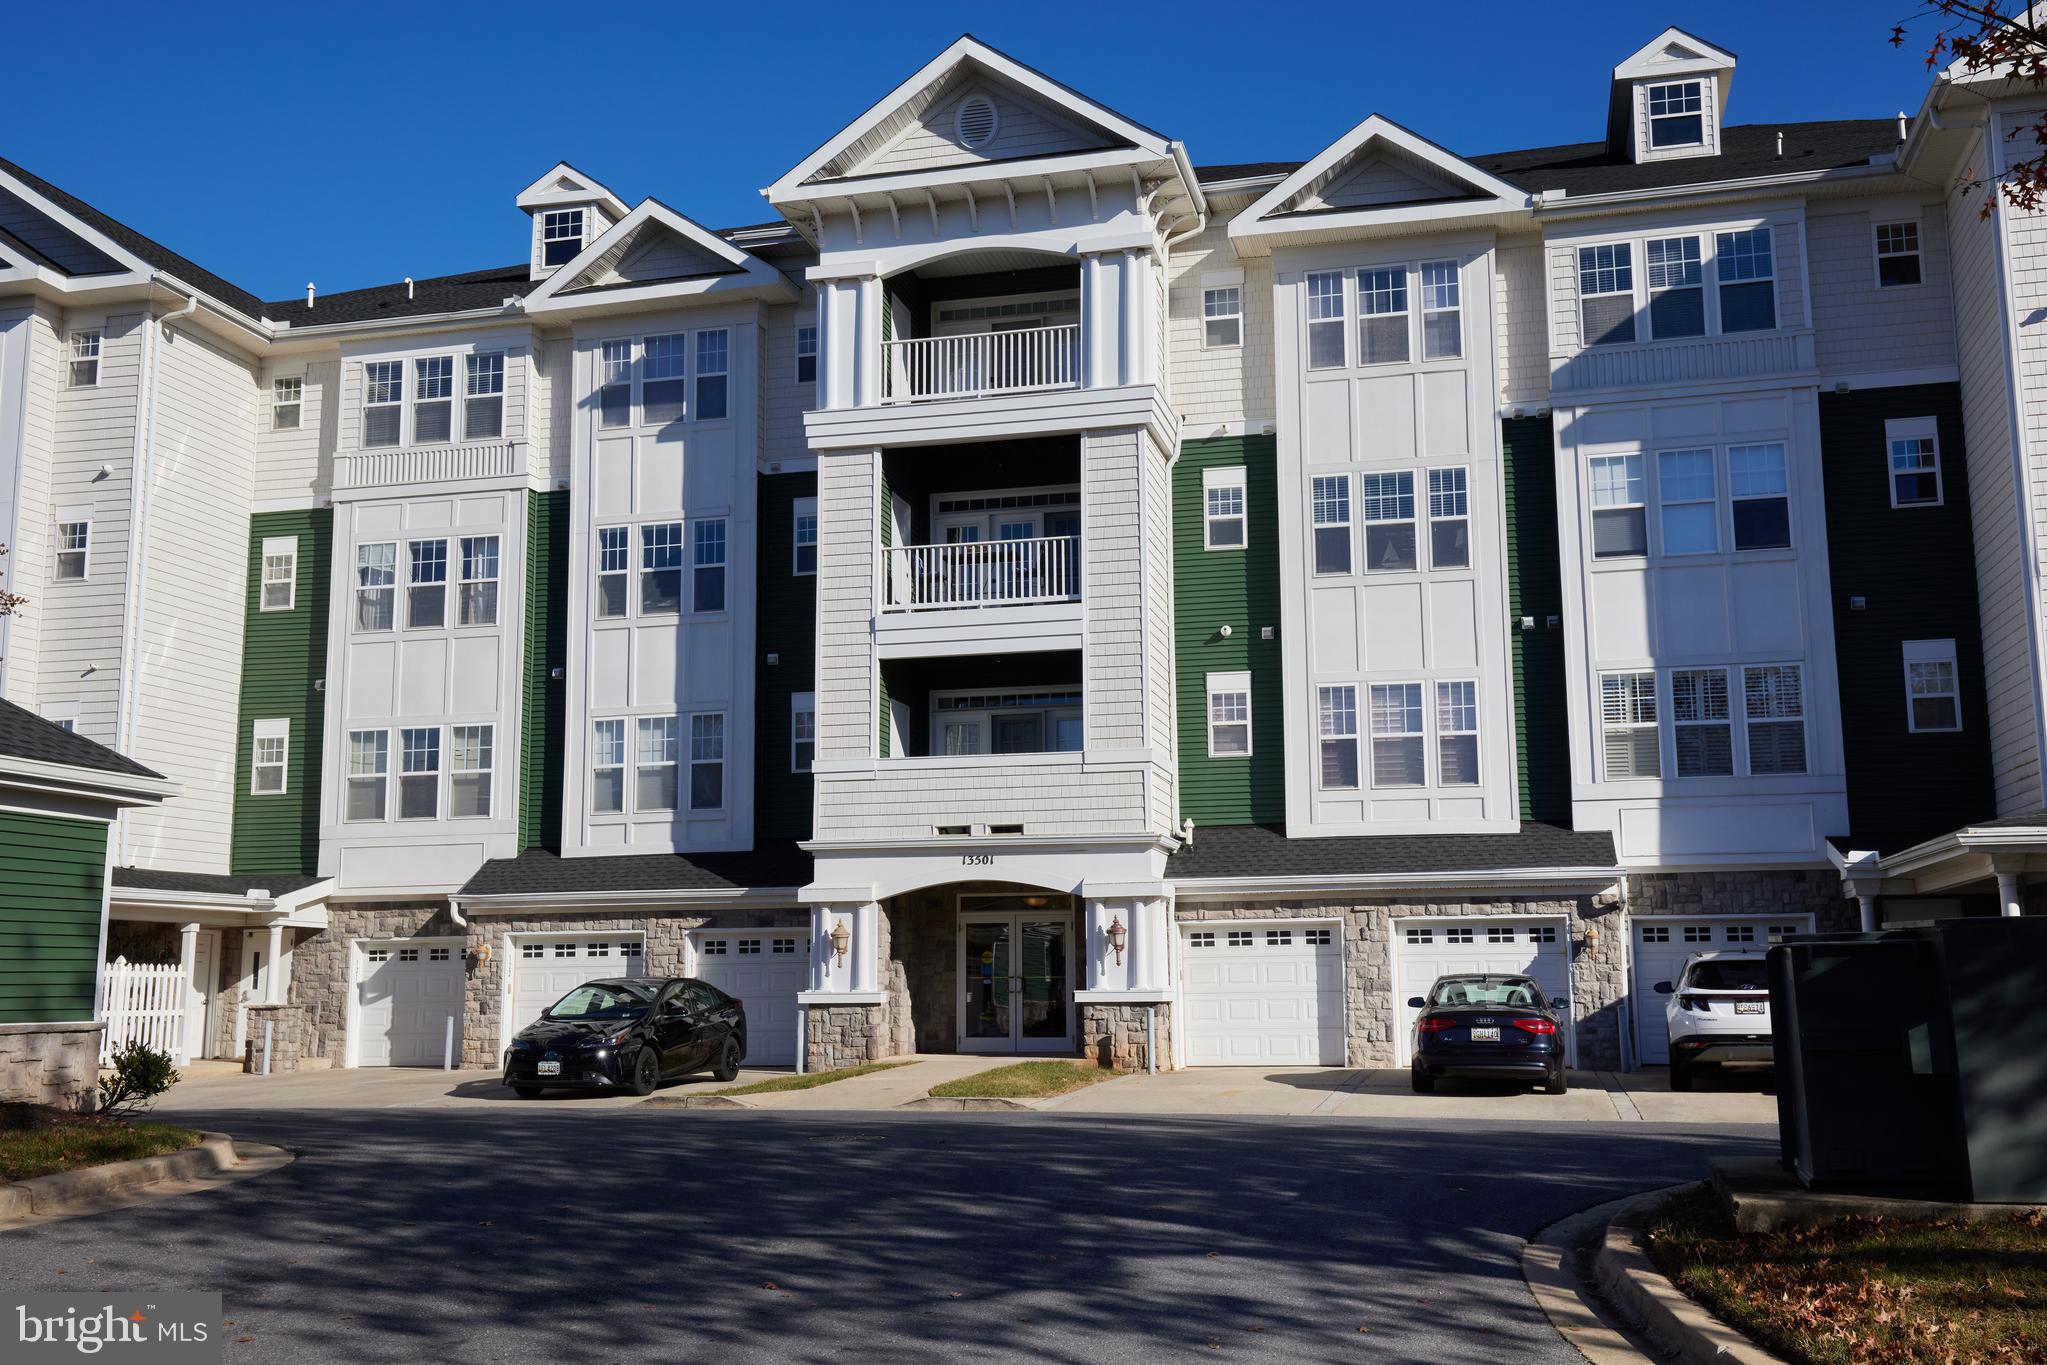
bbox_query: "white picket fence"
[101,958,185,1063]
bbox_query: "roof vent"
[955,95,998,149]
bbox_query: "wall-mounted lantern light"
[830,918,851,966]
[1107,915,1128,965]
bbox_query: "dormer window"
[1647,82,1704,149]
[542,209,586,268]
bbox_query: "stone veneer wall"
[241,1004,307,1073]
[806,1002,889,1070]
[1628,869,1859,932]
[886,889,960,1053]
[1080,1001,1171,1071]
[1177,893,1628,1069]
[0,1022,103,1109]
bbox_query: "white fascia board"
[773,146,1164,211]
[1230,197,1530,254]
[523,199,795,311]
[1171,866,1625,900]
[452,886,802,914]
[766,36,1169,201]
[1612,27,1737,79]
[514,161,631,219]
[108,889,275,916]
[1531,164,1903,222]
[0,758,176,807]
[1880,826,2047,878]
[523,273,799,319]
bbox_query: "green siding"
[230,509,332,876]
[0,810,109,1023]
[756,472,817,840]
[1818,386,1994,844]
[520,490,569,850]
[1502,418,1571,824]
[1173,436,1284,825]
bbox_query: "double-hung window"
[465,353,504,438]
[689,713,725,810]
[541,209,584,268]
[591,719,626,813]
[272,376,303,430]
[1203,286,1242,348]
[640,523,684,614]
[1420,260,1461,359]
[54,520,89,580]
[413,356,455,444]
[1579,244,1636,346]
[1361,471,1416,572]
[599,339,633,428]
[1671,668,1733,776]
[793,497,819,574]
[408,539,448,629]
[1317,685,1359,788]
[1875,221,1923,288]
[1427,467,1469,569]
[695,330,729,419]
[449,724,492,818]
[1601,672,1660,779]
[1589,453,1647,557]
[791,693,816,773]
[1903,640,1961,733]
[1886,418,1942,507]
[1356,267,1409,365]
[636,716,678,810]
[1657,448,1718,554]
[692,518,727,611]
[346,730,388,821]
[398,727,440,819]
[643,333,687,425]
[1311,475,1351,575]
[1204,467,1247,550]
[459,535,499,626]
[355,542,396,631]
[363,361,404,447]
[1647,81,1704,148]
[1436,680,1479,785]
[1645,236,1705,339]
[1369,683,1425,787]
[1742,664,1806,774]
[1728,443,1791,549]
[1207,672,1251,757]
[795,325,818,385]
[252,719,289,795]
[261,536,298,610]
[596,527,630,617]
[1715,228,1776,332]
[1306,271,1346,369]
[69,330,101,387]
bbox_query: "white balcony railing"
[883,324,1081,404]
[334,439,524,491]
[884,535,1081,611]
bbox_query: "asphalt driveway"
[0,1104,1771,1362]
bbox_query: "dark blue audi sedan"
[1407,974,1567,1095]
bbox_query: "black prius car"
[1408,973,1568,1095]
[503,977,747,1098]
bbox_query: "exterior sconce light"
[1107,915,1128,965]
[470,942,491,965]
[830,918,851,966]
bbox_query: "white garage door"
[1393,920,1571,1067]
[1181,923,1344,1066]
[508,935,650,1042]
[693,931,807,1066]
[1630,916,1811,1065]
[356,941,464,1067]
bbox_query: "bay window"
[1579,244,1636,346]
[1715,227,1776,332]
[1645,236,1705,338]
[363,361,404,447]
[413,356,454,443]
[1656,448,1718,554]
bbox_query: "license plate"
[1470,1027,1500,1042]
[537,1060,561,1076]
[1735,1001,1764,1015]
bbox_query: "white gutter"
[1172,865,1627,899]
[1531,162,1903,218]
[450,885,805,917]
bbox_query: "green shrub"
[98,1042,179,1118]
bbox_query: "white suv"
[1655,951,1772,1091]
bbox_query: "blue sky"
[7,2,1942,301]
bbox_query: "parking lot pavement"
[148,1062,783,1113]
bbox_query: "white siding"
[255,356,335,506]
[760,302,816,469]
[1165,198,1275,435]
[1809,201,1957,376]
[814,450,875,763]
[1083,429,1145,747]
[860,83,1108,178]
[0,304,62,710]
[1494,237,1548,407]
[532,333,571,484]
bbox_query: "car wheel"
[1669,1057,1694,1092]
[628,1047,661,1097]
[1411,1068,1435,1094]
[711,1036,742,1083]
[1544,1067,1567,1096]
[513,1085,543,1099]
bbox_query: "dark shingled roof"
[1195,161,1304,184]
[1472,119,1900,198]
[0,698,162,780]
[0,154,269,319]
[460,843,812,898]
[1168,822,1618,882]
[265,263,537,327]
[113,867,323,898]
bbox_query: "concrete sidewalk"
[739,1054,1021,1110]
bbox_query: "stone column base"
[242,1005,308,1074]
[804,1001,888,1072]
[1079,1001,1172,1072]
[0,1020,105,1110]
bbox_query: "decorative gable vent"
[955,94,998,148]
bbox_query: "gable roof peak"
[515,161,629,219]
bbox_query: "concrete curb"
[1520,1184,1688,1364]
[640,1093,761,1109]
[1592,1188,1788,1365]
[896,1096,1035,1111]
[0,1130,290,1223]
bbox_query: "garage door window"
[773,938,798,954]
[702,939,728,955]
[1528,925,1558,943]
[1189,932,1216,948]
[1404,927,1433,944]
[429,947,450,961]
[1487,924,1513,943]
[586,941,610,958]
[1641,925,1669,942]
[1445,925,1474,943]
[366,948,389,964]
[1227,930,1252,947]
[554,942,576,958]
[1683,925,1711,942]
[1725,925,1755,943]
[1266,929,1292,945]
[622,941,644,959]
[1304,929,1332,945]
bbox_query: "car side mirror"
[1653,981,1674,994]
[1406,996,1426,1009]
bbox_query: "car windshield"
[1429,979,1545,1009]
[544,982,653,1020]
[1685,960,1768,991]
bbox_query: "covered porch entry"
[890,885,1078,1056]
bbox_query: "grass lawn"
[928,1061,1121,1100]
[0,1103,199,1184]
[716,1062,914,1096]
[1647,1182,2047,1364]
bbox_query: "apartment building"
[1,27,2040,1088]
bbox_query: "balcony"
[333,439,525,495]
[883,324,1080,404]
[883,535,1080,611]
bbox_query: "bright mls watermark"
[5,1293,221,1362]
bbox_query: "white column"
[175,922,199,1065]
[853,902,878,993]
[810,905,833,991]
[1080,254,1107,388]
[265,922,286,1004]
[1118,249,1142,386]
[816,283,840,410]
[854,277,883,408]
[1120,900,1145,995]
[1999,871,2024,918]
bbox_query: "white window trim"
[590,717,627,815]
[1903,639,1962,734]
[1872,217,1925,290]
[1427,465,1470,569]
[1360,469,1418,574]
[634,714,680,814]
[792,496,818,576]
[1884,416,1944,509]
[691,516,729,614]
[541,208,586,267]
[345,728,390,823]
[458,534,500,628]
[449,723,494,820]
[464,352,506,440]
[271,375,304,431]
[1669,666,1735,778]
[1599,670,1661,782]
[688,711,726,813]
[1316,684,1359,791]
[1434,679,1481,786]
[1646,79,1706,150]
[1739,662,1808,776]
[1202,465,1248,551]
[53,514,91,581]
[1311,473,1352,577]
[1572,220,1781,348]
[251,718,290,796]
[397,725,443,821]
[791,692,816,774]
[1206,671,1253,759]
[794,322,818,386]
[260,535,299,612]
[68,330,101,388]
[1367,680,1427,789]
[1201,284,1243,350]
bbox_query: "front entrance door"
[958,906,1074,1053]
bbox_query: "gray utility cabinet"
[1771,918,2047,1202]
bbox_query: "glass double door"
[959,913,1074,1053]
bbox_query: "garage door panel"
[1629,916,1811,1065]
[356,943,464,1069]
[1181,924,1344,1067]
[693,933,806,1067]
[1393,922,1570,1068]
[508,937,650,1048]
